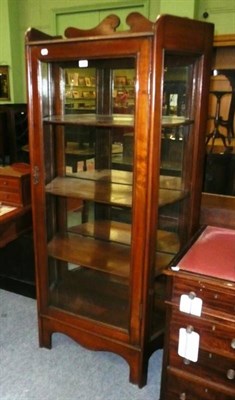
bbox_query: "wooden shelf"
[69,220,180,254]
[47,230,176,280]
[161,116,193,127]
[44,113,134,128]
[46,173,187,208]
[69,220,131,244]
[69,170,182,188]
[48,233,130,279]
[160,175,182,190]
[43,114,192,129]
[46,176,132,207]
[68,169,133,184]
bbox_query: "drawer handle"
[186,325,194,334]
[231,338,235,349]
[188,291,196,300]
[227,369,235,380]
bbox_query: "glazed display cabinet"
[25,13,213,387]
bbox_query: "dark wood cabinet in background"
[0,104,29,165]
[0,163,35,298]
[25,13,213,387]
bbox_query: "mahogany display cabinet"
[25,13,213,387]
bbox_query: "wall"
[53,1,150,34]
[197,0,235,34]
[159,0,196,18]
[1,0,235,103]
[8,0,23,103]
[10,0,155,101]
[0,0,12,102]
[0,0,25,103]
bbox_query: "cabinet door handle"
[231,338,235,349]
[227,369,235,380]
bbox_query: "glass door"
[40,56,138,330]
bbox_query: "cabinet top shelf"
[43,114,193,128]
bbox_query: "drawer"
[168,340,235,392]
[0,174,30,206]
[0,177,21,191]
[0,191,21,205]
[162,368,235,399]
[170,276,235,316]
[169,310,235,358]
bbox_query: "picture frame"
[115,76,127,86]
[73,90,81,99]
[127,78,135,86]
[85,77,91,87]
[128,89,135,97]
[90,77,96,87]
[67,72,79,86]
[82,91,91,98]
[78,77,85,86]
[65,90,73,99]
[0,66,10,101]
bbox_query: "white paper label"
[180,294,202,317]
[191,297,203,316]
[41,48,48,56]
[179,294,191,314]
[178,327,200,362]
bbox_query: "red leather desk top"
[177,226,235,282]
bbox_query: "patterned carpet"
[0,289,162,400]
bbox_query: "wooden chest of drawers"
[160,226,235,400]
[0,165,31,206]
[0,164,32,247]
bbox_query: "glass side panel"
[40,58,136,330]
[158,57,195,253]
[152,55,198,334]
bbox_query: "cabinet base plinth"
[38,314,163,388]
